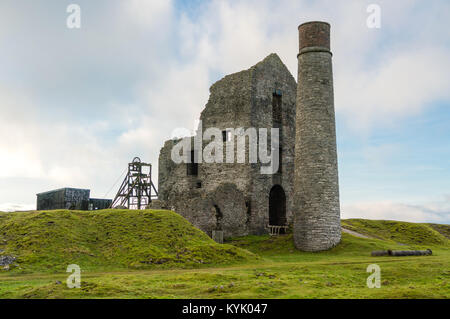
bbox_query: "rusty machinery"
[111,157,158,209]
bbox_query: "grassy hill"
[227,220,450,265]
[0,210,448,298]
[0,209,258,273]
[341,219,450,245]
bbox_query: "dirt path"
[341,227,372,239]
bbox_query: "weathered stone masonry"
[158,53,297,239]
[293,22,341,251]
[158,21,341,251]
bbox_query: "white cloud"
[178,0,450,133]
[0,0,449,219]
[0,203,35,212]
[123,0,173,29]
[336,48,450,131]
[342,195,450,224]
[0,1,180,208]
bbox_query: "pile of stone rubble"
[0,255,16,269]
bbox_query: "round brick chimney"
[298,21,330,51]
[293,21,341,251]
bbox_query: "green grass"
[342,219,450,246]
[0,210,449,299]
[0,209,257,273]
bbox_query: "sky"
[0,0,449,224]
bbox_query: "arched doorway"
[269,185,286,227]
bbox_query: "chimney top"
[298,21,330,52]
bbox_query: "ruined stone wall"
[158,68,254,238]
[198,67,253,193]
[158,53,297,239]
[158,137,213,233]
[196,66,254,236]
[158,138,198,203]
[248,54,297,234]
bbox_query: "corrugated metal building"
[36,188,111,210]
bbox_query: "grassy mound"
[228,219,450,262]
[0,217,449,298]
[429,224,450,240]
[0,209,258,273]
[342,219,450,246]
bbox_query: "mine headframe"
[111,157,158,209]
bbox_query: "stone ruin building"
[158,53,296,240]
[158,21,341,251]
